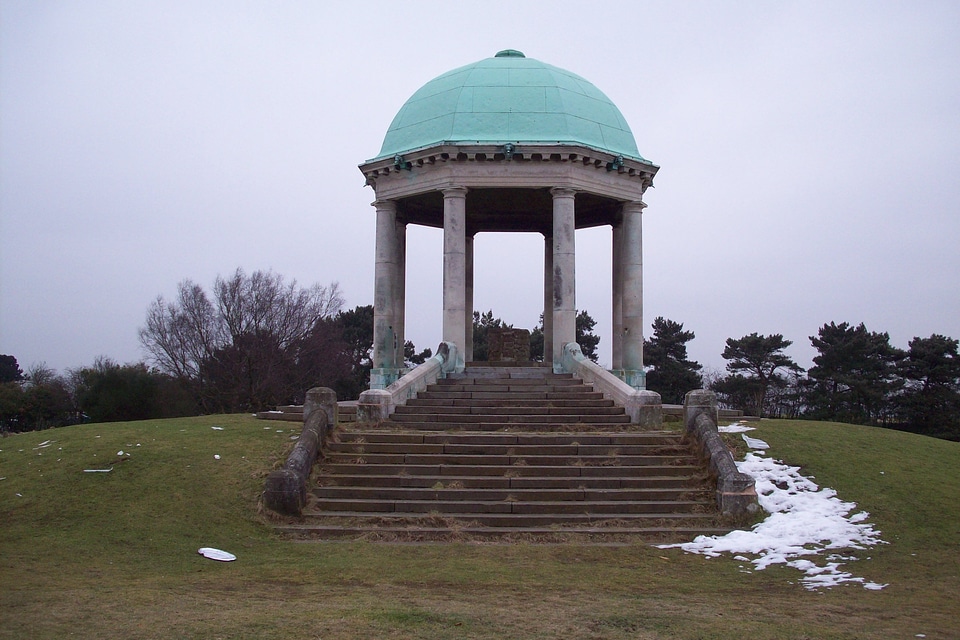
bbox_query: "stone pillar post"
[442,187,467,372]
[465,233,475,362]
[371,199,402,389]
[395,218,407,371]
[620,200,646,388]
[611,220,624,371]
[543,234,553,365]
[551,188,577,371]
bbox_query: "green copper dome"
[375,50,646,162]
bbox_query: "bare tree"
[139,269,344,411]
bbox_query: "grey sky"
[2,1,959,377]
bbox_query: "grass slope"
[1,415,957,639]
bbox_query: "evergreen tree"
[643,317,702,404]
[806,322,904,425]
[0,355,23,384]
[718,333,803,417]
[529,311,601,363]
[896,334,960,440]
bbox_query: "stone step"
[393,405,626,416]
[316,474,704,490]
[274,523,731,543]
[310,498,710,515]
[321,452,697,466]
[325,442,689,456]
[319,463,701,478]
[336,431,684,446]
[388,413,631,425]
[405,398,617,408]
[374,421,640,432]
[426,383,598,394]
[415,391,607,401]
[313,486,711,502]
[297,510,720,528]
[464,361,549,369]
[436,377,582,387]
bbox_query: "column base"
[610,369,647,390]
[369,368,403,390]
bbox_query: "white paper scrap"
[198,547,236,562]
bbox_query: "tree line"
[0,269,429,433]
[644,318,960,441]
[3,268,957,441]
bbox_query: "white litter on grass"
[83,468,113,473]
[198,547,236,562]
[660,430,887,591]
[211,426,224,431]
[742,434,770,450]
[214,454,220,460]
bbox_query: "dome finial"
[495,49,525,58]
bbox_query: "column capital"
[550,187,578,199]
[621,200,647,214]
[441,186,468,199]
[372,199,398,212]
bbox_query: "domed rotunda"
[359,50,659,395]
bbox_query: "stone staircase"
[275,364,731,543]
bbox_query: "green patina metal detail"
[374,50,647,162]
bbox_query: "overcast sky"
[2,1,959,377]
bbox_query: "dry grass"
[1,414,958,639]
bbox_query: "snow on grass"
[660,422,888,591]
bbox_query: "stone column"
[611,220,624,371]
[465,233,475,362]
[551,188,577,370]
[620,200,646,388]
[442,187,468,371]
[542,233,553,365]
[395,218,407,371]
[371,199,402,388]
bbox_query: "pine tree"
[643,317,702,404]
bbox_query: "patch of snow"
[718,422,754,433]
[660,445,888,591]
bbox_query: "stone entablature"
[362,144,657,181]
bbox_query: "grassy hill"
[1,415,957,639]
